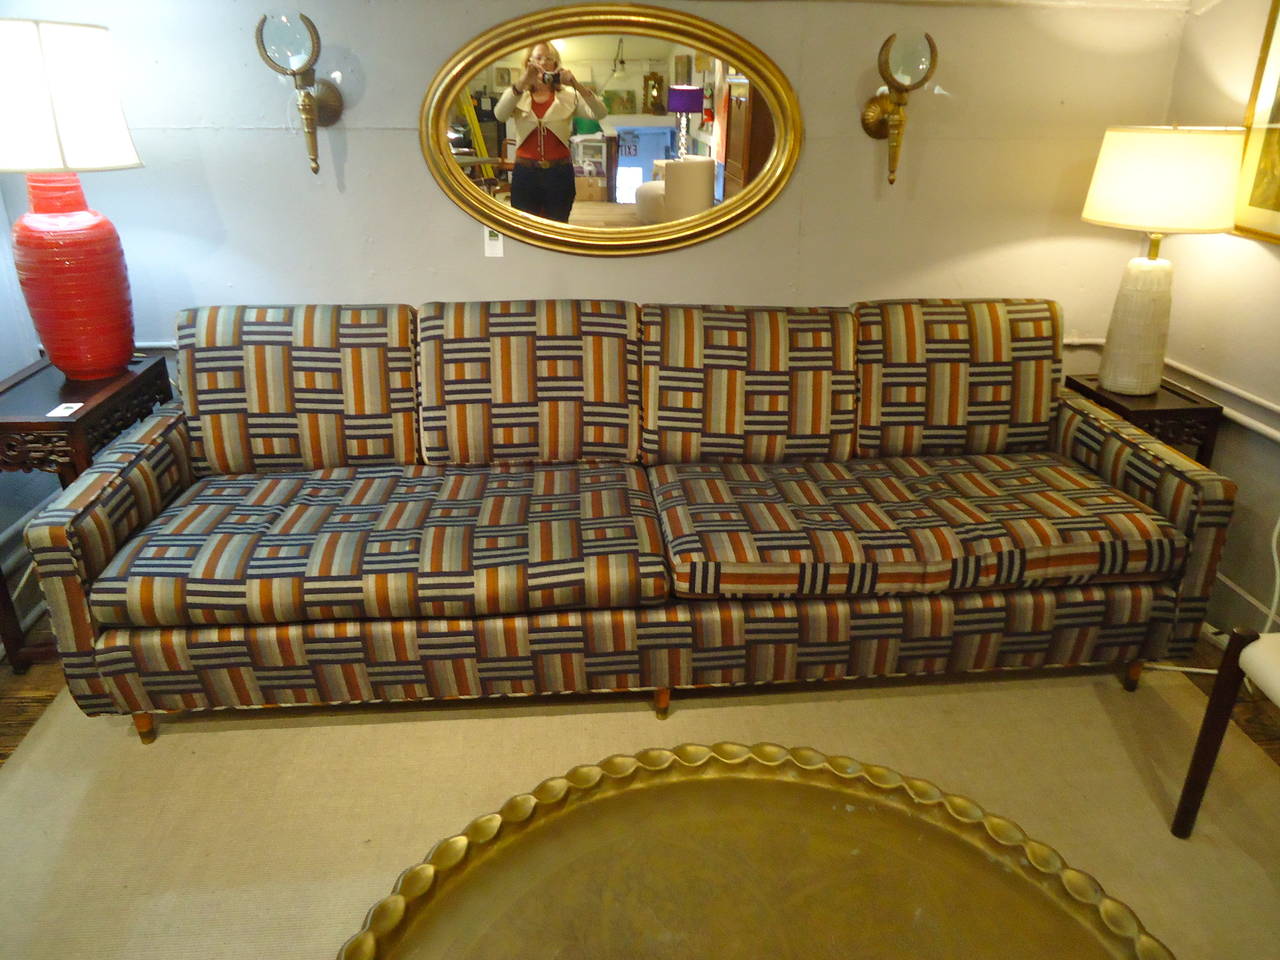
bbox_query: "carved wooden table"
[0,356,172,672]
[1065,374,1223,467]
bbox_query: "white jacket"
[493,86,607,153]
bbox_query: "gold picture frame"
[1237,0,1280,243]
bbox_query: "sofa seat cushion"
[649,455,1185,600]
[90,463,668,627]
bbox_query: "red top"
[515,94,571,163]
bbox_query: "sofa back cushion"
[854,299,1062,458]
[176,304,418,475]
[418,300,640,465]
[640,304,858,463]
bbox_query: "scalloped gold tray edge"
[337,742,1175,960]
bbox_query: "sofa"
[25,299,1235,741]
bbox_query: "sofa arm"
[24,404,194,664]
[1053,389,1235,653]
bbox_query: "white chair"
[1171,628,1279,836]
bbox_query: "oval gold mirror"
[420,3,802,256]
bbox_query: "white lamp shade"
[1081,126,1243,234]
[0,19,141,172]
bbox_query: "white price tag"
[484,226,505,257]
[46,402,84,418]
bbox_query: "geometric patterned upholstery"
[418,300,641,465]
[649,454,1185,600]
[639,304,858,463]
[854,299,1062,458]
[1054,390,1236,657]
[23,296,1238,723]
[24,405,195,713]
[83,585,1172,715]
[88,462,668,627]
[176,304,418,475]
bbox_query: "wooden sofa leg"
[1122,659,1144,692]
[1171,628,1259,838]
[652,687,671,720]
[132,713,157,744]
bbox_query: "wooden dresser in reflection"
[723,78,775,199]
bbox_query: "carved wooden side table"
[0,356,172,672]
[1065,374,1224,467]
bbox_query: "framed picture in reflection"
[602,89,637,115]
[494,66,512,89]
[674,54,692,85]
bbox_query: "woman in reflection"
[494,40,607,222]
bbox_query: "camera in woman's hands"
[541,69,560,86]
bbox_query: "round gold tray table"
[339,743,1173,960]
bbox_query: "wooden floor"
[0,618,60,765]
[487,194,642,228]
[3,627,1279,768]
[1185,633,1280,764]
[567,200,641,227]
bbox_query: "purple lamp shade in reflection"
[667,85,703,158]
[666,85,703,114]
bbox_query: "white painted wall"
[0,0,1187,348]
[468,34,679,104]
[0,189,42,379]
[1167,0,1280,406]
[1163,0,1280,633]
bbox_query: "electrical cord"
[1144,508,1279,684]
[1268,509,1280,633]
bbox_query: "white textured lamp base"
[1098,256,1173,395]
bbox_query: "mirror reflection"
[446,33,778,228]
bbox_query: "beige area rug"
[2,672,1278,959]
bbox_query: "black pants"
[511,163,575,222]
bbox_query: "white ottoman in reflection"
[633,156,716,225]
[635,180,666,224]
[663,156,716,221]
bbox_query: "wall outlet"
[484,226,504,258]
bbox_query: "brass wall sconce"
[255,11,343,174]
[861,32,938,184]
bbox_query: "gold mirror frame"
[419,3,803,256]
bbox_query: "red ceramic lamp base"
[12,173,134,381]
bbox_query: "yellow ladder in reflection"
[457,93,494,182]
